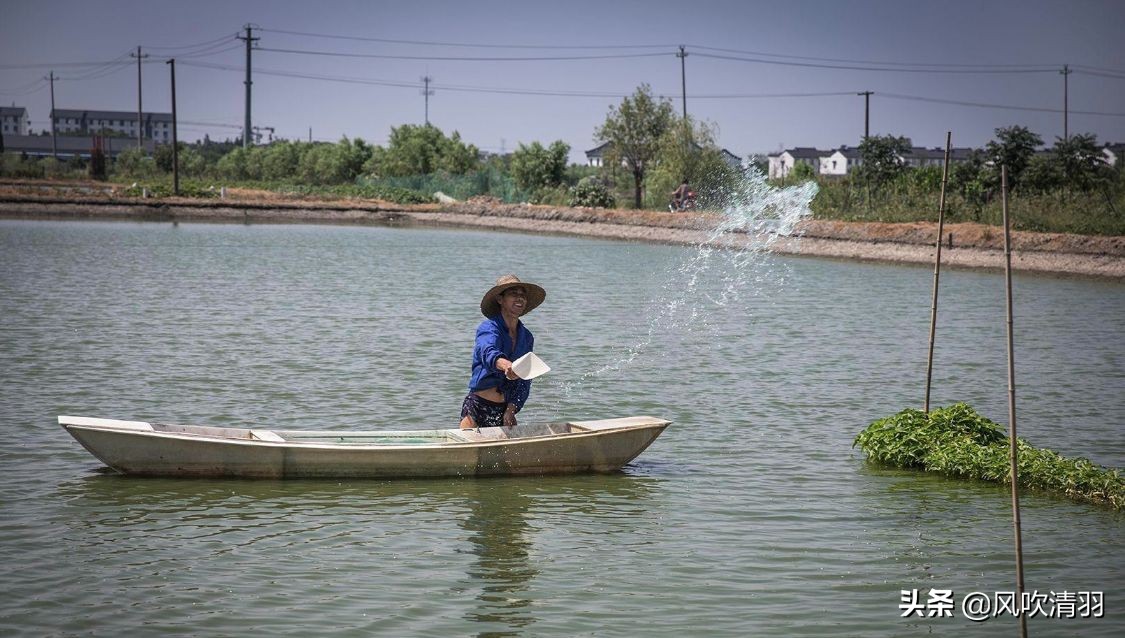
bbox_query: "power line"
[0,78,49,95]
[692,52,1059,74]
[141,32,239,52]
[178,60,860,99]
[690,44,1065,71]
[257,27,1125,75]
[1072,69,1125,80]
[257,46,671,62]
[880,92,1125,117]
[258,27,669,50]
[178,60,1125,117]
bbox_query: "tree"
[595,84,676,208]
[855,134,910,187]
[1021,153,1063,193]
[985,125,1042,191]
[1050,133,1111,192]
[365,124,479,177]
[509,140,569,191]
[645,118,739,208]
[297,137,372,184]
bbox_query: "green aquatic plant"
[854,403,1124,509]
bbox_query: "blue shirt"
[468,314,535,412]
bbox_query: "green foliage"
[856,134,911,187]
[366,124,479,177]
[644,118,740,210]
[854,404,1124,509]
[569,176,616,207]
[509,140,570,191]
[112,147,160,179]
[596,84,677,208]
[789,161,815,181]
[801,148,1125,235]
[985,125,1043,190]
[1050,133,1114,191]
[297,137,371,183]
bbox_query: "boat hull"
[60,416,669,479]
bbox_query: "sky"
[2,0,1124,163]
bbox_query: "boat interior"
[58,416,666,446]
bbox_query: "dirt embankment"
[1,181,1122,278]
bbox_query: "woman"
[460,275,546,430]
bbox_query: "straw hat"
[480,274,546,317]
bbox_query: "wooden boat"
[58,415,670,479]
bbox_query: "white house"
[768,147,826,179]
[1101,143,1123,167]
[51,109,173,141]
[819,146,863,176]
[585,141,612,167]
[1,106,29,136]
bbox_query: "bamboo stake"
[924,131,952,413]
[1002,165,1029,638]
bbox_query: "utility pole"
[676,45,688,120]
[1061,64,1071,141]
[167,58,179,196]
[308,127,312,143]
[857,91,873,139]
[47,70,57,158]
[421,75,434,125]
[130,46,148,149]
[239,24,259,148]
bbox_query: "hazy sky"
[3,0,1123,162]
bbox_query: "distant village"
[4,104,1122,179]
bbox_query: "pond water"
[0,218,1121,636]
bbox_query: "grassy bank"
[5,149,1124,235]
[854,403,1124,509]
[785,172,1125,236]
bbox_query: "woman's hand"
[503,406,518,429]
[497,358,519,380]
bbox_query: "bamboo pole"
[924,131,952,413]
[1002,165,1029,638]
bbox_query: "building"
[768,147,825,179]
[772,144,979,179]
[585,141,612,167]
[51,109,173,142]
[1,106,29,136]
[2,133,157,159]
[819,146,863,177]
[1102,143,1124,167]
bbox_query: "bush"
[509,140,569,191]
[569,176,615,208]
[854,403,1124,508]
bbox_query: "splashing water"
[544,167,818,415]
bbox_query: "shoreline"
[1,193,1122,279]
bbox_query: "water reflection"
[55,472,658,636]
[455,475,658,637]
[459,482,538,637]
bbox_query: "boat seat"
[249,429,286,442]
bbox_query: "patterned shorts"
[460,393,507,429]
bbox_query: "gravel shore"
[1,193,1122,279]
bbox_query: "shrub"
[569,176,615,208]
